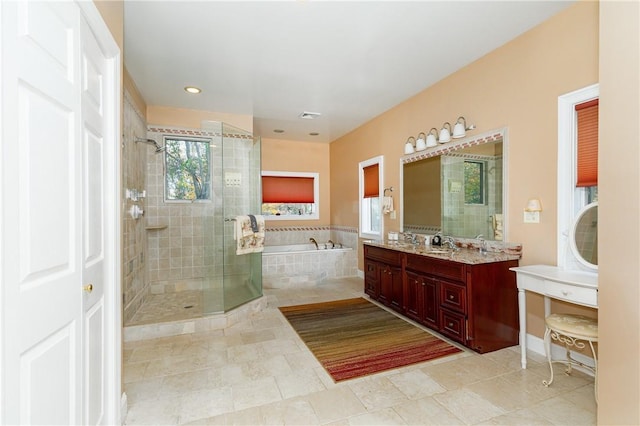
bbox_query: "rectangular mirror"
[401,129,506,241]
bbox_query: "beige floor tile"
[530,395,597,425]
[231,376,283,411]
[346,407,407,425]
[274,369,327,399]
[304,386,367,424]
[348,376,410,410]
[392,397,465,425]
[386,369,447,399]
[433,388,507,424]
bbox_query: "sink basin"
[425,249,451,254]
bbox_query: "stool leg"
[564,343,573,376]
[589,340,598,404]
[542,326,554,387]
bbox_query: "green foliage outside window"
[464,161,484,205]
[165,138,211,200]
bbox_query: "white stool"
[543,313,598,403]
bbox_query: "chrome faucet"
[443,236,459,251]
[309,237,319,250]
[328,239,335,249]
[404,232,418,245]
[475,234,487,254]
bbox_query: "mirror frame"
[569,201,598,270]
[399,127,508,241]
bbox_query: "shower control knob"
[83,284,93,293]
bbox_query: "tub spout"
[328,239,335,249]
[309,238,319,250]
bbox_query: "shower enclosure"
[123,118,262,328]
[203,122,263,313]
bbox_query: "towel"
[382,196,394,214]
[493,214,503,241]
[234,215,265,255]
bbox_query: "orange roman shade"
[262,176,314,203]
[575,99,598,187]
[363,164,379,198]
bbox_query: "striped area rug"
[279,297,462,382]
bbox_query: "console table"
[510,265,598,368]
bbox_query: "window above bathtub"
[261,171,319,220]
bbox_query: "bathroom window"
[464,160,485,205]
[164,137,211,201]
[261,171,319,220]
[557,84,599,266]
[359,156,384,239]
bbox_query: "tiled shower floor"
[127,284,261,327]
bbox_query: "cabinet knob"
[449,294,454,300]
[448,322,454,327]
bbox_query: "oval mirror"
[570,201,598,270]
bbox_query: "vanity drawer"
[406,254,465,282]
[544,280,598,307]
[440,282,467,313]
[439,308,466,344]
[365,246,402,266]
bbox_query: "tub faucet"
[309,237,319,250]
[328,239,335,249]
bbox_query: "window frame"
[464,160,486,205]
[359,155,384,239]
[557,83,599,267]
[261,170,319,220]
[163,136,212,203]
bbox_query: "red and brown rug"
[279,297,462,382]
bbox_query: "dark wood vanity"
[364,242,520,354]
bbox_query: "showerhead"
[135,137,164,153]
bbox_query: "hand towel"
[235,215,265,255]
[382,196,394,214]
[493,214,504,241]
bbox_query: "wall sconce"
[439,122,452,143]
[524,198,542,223]
[404,136,416,155]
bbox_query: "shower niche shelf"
[145,224,168,231]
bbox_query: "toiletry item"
[431,235,442,246]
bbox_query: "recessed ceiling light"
[299,111,321,120]
[184,86,201,94]
[273,129,285,133]
[309,132,320,136]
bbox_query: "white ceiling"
[124,1,573,143]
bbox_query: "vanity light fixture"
[524,198,542,223]
[184,86,202,94]
[426,128,439,147]
[415,132,427,151]
[404,136,416,155]
[439,122,452,143]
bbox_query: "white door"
[0,2,121,424]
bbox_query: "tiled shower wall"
[123,91,149,324]
[144,125,259,298]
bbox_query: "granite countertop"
[364,240,521,265]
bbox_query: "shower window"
[164,137,211,201]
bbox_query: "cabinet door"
[405,271,424,322]
[364,260,379,299]
[389,266,404,313]
[423,277,439,329]
[378,264,392,306]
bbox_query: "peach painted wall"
[330,2,599,338]
[147,105,252,133]
[262,138,331,226]
[598,1,640,422]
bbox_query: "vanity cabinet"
[364,244,520,353]
[363,245,403,313]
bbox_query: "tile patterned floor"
[123,277,597,425]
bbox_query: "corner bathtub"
[262,244,357,288]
